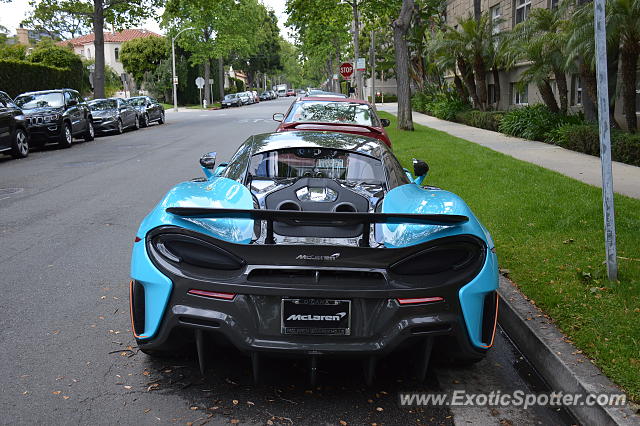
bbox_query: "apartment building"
[444,0,584,112]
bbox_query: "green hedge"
[455,110,505,132]
[498,104,583,141]
[0,59,78,98]
[547,124,640,167]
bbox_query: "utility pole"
[370,30,376,109]
[593,0,618,280]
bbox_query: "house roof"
[58,29,161,47]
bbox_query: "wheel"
[141,113,149,127]
[84,120,94,141]
[133,115,140,130]
[158,111,165,124]
[116,119,123,134]
[58,122,72,148]
[10,128,29,158]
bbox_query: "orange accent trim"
[480,293,499,348]
[129,280,146,339]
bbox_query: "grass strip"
[380,111,640,401]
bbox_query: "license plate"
[281,298,351,335]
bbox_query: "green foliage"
[27,42,83,92]
[22,0,91,39]
[548,124,640,166]
[498,104,582,141]
[455,110,505,132]
[412,86,469,121]
[0,44,27,60]
[234,78,245,93]
[0,59,77,97]
[120,36,169,83]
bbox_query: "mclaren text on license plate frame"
[281,298,351,336]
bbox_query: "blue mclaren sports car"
[129,130,499,383]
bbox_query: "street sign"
[195,77,205,89]
[333,74,338,80]
[339,62,353,78]
[173,77,178,85]
[356,57,365,71]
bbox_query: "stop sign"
[339,62,354,78]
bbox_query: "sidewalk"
[376,103,640,199]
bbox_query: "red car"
[286,89,296,96]
[272,97,392,147]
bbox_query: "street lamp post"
[172,27,194,112]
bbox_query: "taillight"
[397,297,444,305]
[151,234,245,270]
[188,289,236,300]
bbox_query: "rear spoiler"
[280,121,383,134]
[166,207,468,245]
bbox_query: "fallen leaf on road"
[190,406,198,410]
[230,420,239,424]
[339,421,347,426]
[144,409,151,413]
[52,391,61,395]
[247,401,255,406]
[123,386,132,390]
[232,400,239,405]
[376,407,383,412]
[63,396,70,400]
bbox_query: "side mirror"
[200,152,217,179]
[147,103,152,108]
[412,158,429,185]
[273,113,285,122]
[380,118,391,127]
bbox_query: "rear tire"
[58,123,72,148]
[84,120,94,141]
[10,128,29,158]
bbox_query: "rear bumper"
[130,236,498,358]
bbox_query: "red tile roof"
[58,29,161,46]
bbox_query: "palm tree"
[507,6,571,113]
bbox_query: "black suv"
[14,89,94,148]
[0,90,29,158]
[127,96,165,127]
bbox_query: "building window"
[115,47,120,61]
[572,75,582,106]
[515,0,531,25]
[511,83,528,105]
[491,5,501,34]
[86,48,92,59]
[488,84,497,104]
[549,0,560,8]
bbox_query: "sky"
[0,0,293,40]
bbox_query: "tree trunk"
[473,54,487,110]
[538,80,559,113]
[218,57,224,100]
[458,57,480,108]
[553,68,568,114]
[453,72,468,101]
[204,59,211,104]
[620,43,638,132]
[392,0,415,131]
[92,0,105,98]
[492,66,501,110]
[579,62,598,122]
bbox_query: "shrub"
[455,110,505,132]
[429,96,468,121]
[373,93,397,103]
[548,123,640,167]
[0,59,76,97]
[499,104,583,141]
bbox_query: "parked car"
[222,94,242,108]
[305,89,348,98]
[128,96,165,127]
[14,89,94,148]
[129,131,499,383]
[88,98,139,134]
[259,91,271,101]
[237,92,252,105]
[286,89,295,96]
[0,90,29,158]
[272,96,392,147]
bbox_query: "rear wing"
[166,207,468,245]
[279,121,383,134]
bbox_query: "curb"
[497,276,638,425]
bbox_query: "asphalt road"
[0,98,574,425]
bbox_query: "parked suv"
[14,89,94,148]
[128,96,165,127]
[0,90,29,158]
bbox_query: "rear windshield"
[285,101,378,126]
[248,147,383,183]
[224,94,237,99]
[15,92,64,109]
